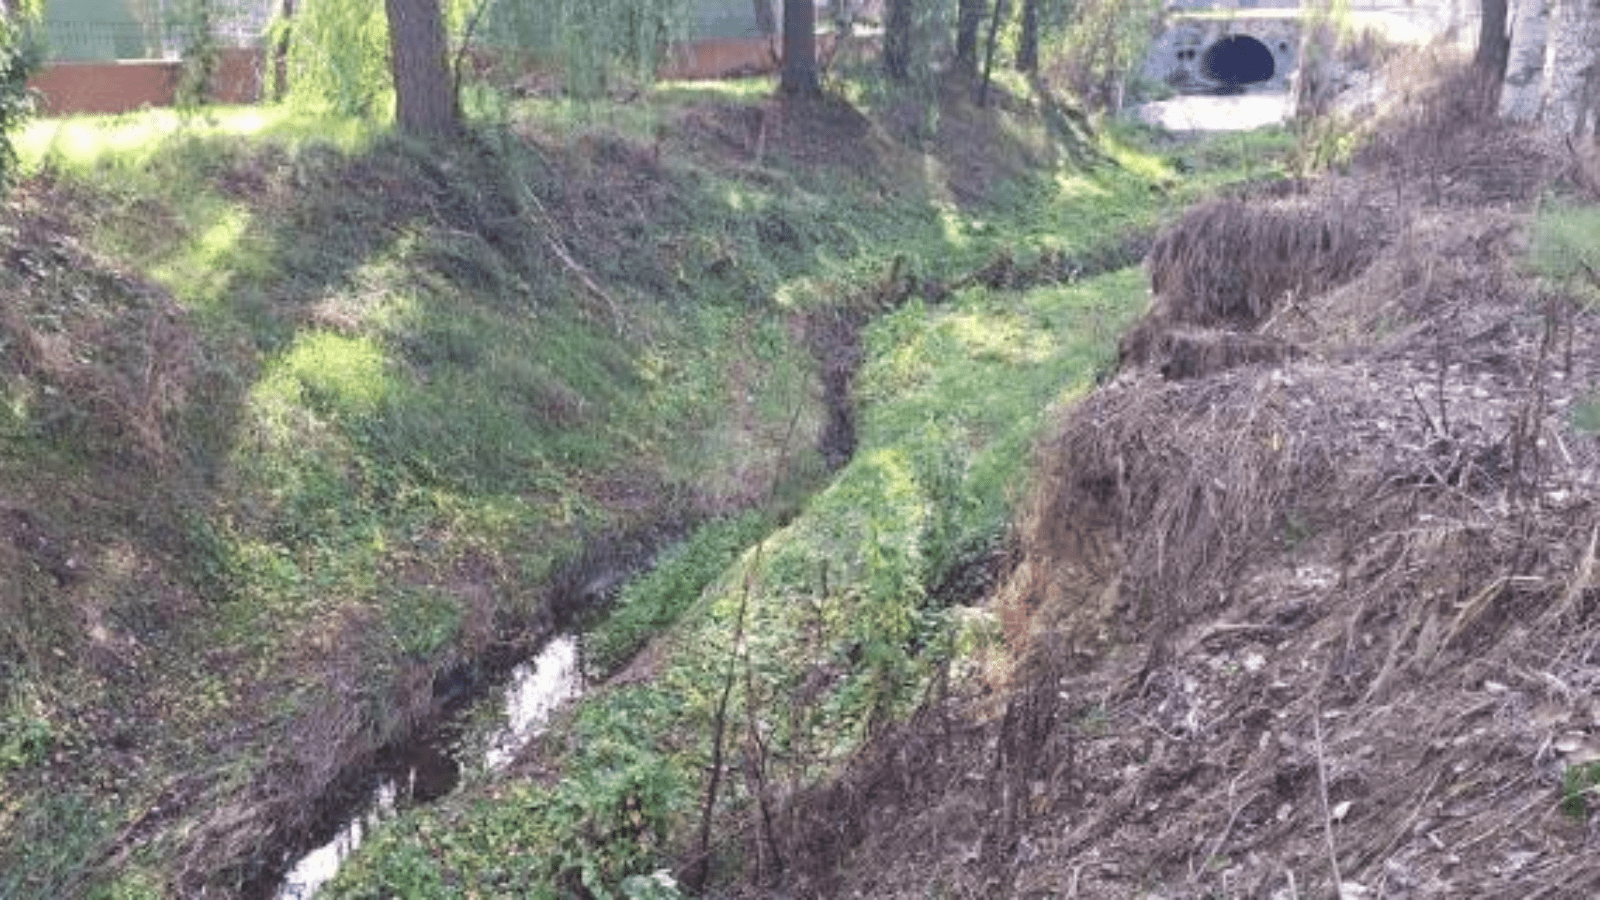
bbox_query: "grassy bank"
[1,80,1288,897]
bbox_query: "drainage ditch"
[255,232,1156,899]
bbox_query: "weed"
[0,688,53,772]
[1571,395,1600,435]
[0,791,113,898]
[1561,761,1600,821]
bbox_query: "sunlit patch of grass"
[1099,129,1176,181]
[256,331,393,423]
[19,106,378,174]
[653,76,773,104]
[508,94,666,143]
[146,202,269,308]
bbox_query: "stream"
[273,634,586,899]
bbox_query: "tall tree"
[270,0,295,102]
[384,0,457,138]
[884,0,914,81]
[1474,0,1511,114]
[978,0,1006,105]
[781,0,819,94]
[956,0,985,76]
[1016,0,1040,73]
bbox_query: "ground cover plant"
[316,97,1291,899]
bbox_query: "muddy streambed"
[273,635,585,899]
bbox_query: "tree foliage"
[175,0,220,113]
[0,0,41,191]
[1044,0,1160,111]
[274,0,689,116]
[279,0,391,116]
[474,0,689,98]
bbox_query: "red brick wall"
[28,47,264,116]
[660,36,780,80]
[658,33,848,81]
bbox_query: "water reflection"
[273,634,584,898]
[274,781,396,900]
[485,634,582,769]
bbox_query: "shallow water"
[484,634,583,770]
[273,634,585,899]
[1132,90,1293,132]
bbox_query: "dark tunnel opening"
[1201,35,1276,92]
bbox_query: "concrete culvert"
[1201,35,1275,91]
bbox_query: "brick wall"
[27,46,264,116]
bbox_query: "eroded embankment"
[756,128,1600,898]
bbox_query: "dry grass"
[1118,191,1385,375]
[0,181,197,468]
[1355,52,1561,207]
[1143,197,1376,329]
[768,85,1600,893]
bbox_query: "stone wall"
[1500,0,1600,136]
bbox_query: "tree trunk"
[978,0,1006,106]
[956,0,985,76]
[781,0,819,94]
[1016,0,1039,73]
[754,0,777,36]
[1474,0,1511,114]
[271,0,294,102]
[385,0,457,139]
[884,0,914,82]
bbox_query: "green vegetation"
[587,512,773,674]
[2,67,1288,896]
[1529,201,1600,304]
[324,257,1154,900]
[1561,761,1600,821]
[0,0,42,190]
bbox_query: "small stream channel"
[260,233,1153,897]
[273,635,586,899]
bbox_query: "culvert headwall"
[1143,14,1302,95]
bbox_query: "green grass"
[1562,761,1600,820]
[18,106,380,172]
[1529,201,1600,303]
[311,99,1286,897]
[586,512,775,675]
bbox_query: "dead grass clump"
[1356,52,1560,206]
[1143,197,1376,332]
[0,189,197,467]
[1122,327,1303,381]
[1266,207,1525,357]
[1008,368,1340,653]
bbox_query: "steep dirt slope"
[744,97,1600,900]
